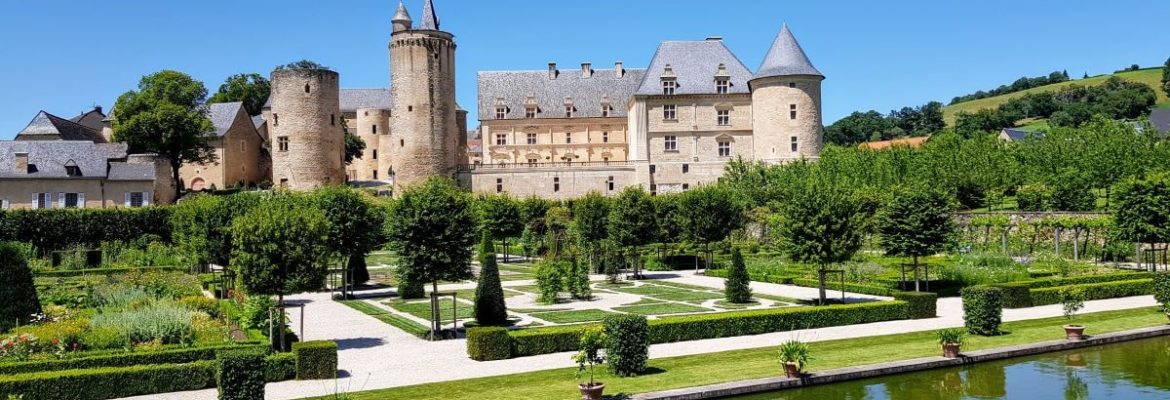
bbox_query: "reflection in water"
[726,336,1170,400]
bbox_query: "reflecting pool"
[726,336,1170,400]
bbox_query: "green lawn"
[612,302,712,316]
[313,307,1168,400]
[386,298,474,321]
[610,284,724,304]
[529,309,620,324]
[337,300,430,337]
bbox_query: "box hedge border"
[0,360,217,400]
[0,344,263,375]
[291,341,337,380]
[33,266,188,278]
[1030,279,1153,306]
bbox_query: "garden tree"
[544,206,572,257]
[385,178,478,334]
[608,187,657,279]
[1113,173,1170,271]
[520,197,555,255]
[170,192,262,268]
[231,193,331,351]
[571,192,610,271]
[344,131,366,164]
[954,108,1018,138]
[476,193,524,262]
[675,185,744,272]
[473,232,508,326]
[207,73,270,116]
[651,193,682,261]
[877,187,957,291]
[724,248,752,303]
[313,187,386,287]
[824,110,891,145]
[566,258,592,300]
[1162,56,1170,98]
[777,183,868,305]
[0,242,40,332]
[112,70,217,199]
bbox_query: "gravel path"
[120,274,1157,400]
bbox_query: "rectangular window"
[662,80,676,95]
[564,106,573,118]
[372,125,378,134]
[601,106,611,117]
[278,137,289,152]
[607,176,615,191]
[602,132,609,143]
[789,82,796,88]
[791,136,799,152]
[719,141,731,157]
[525,107,536,119]
[650,184,657,195]
[528,158,538,166]
[373,149,378,160]
[717,110,730,126]
[682,164,689,173]
[553,177,560,192]
[650,165,656,174]
[664,135,678,152]
[682,183,690,190]
[129,192,145,208]
[716,80,729,94]
[496,134,507,146]
[663,105,677,120]
[565,133,572,144]
[790,104,798,120]
[64,193,80,209]
[239,140,246,153]
[0,199,7,210]
[34,193,50,209]
[373,170,378,180]
[496,107,507,119]
[65,165,82,177]
[496,178,503,193]
[527,133,537,145]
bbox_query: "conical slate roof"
[419,0,439,30]
[753,24,823,80]
[392,1,412,24]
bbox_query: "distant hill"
[942,68,1169,125]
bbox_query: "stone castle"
[265,0,824,198]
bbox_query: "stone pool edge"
[631,325,1170,400]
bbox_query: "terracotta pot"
[578,382,605,400]
[783,362,802,379]
[1064,325,1086,341]
[942,342,961,358]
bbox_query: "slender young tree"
[676,185,744,273]
[313,187,386,289]
[608,187,657,279]
[477,194,524,262]
[1113,173,1170,271]
[724,248,752,303]
[572,192,610,272]
[877,186,956,291]
[777,184,868,305]
[473,232,508,326]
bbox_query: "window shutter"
[142,192,151,207]
[78,193,85,209]
[32,193,38,209]
[57,193,65,208]
[124,193,131,208]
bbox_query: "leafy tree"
[231,194,331,350]
[1162,57,1170,98]
[477,194,524,262]
[877,187,956,291]
[170,193,262,268]
[344,131,366,164]
[544,206,572,257]
[112,70,217,199]
[0,242,40,332]
[675,185,743,272]
[275,60,329,71]
[473,232,508,326]
[724,248,752,303]
[954,109,1017,138]
[208,73,270,116]
[777,184,868,304]
[825,110,891,145]
[385,178,478,332]
[1113,173,1170,271]
[608,187,657,278]
[313,187,385,287]
[571,192,610,271]
[566,258,592,300]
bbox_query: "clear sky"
[2,0,1168,138]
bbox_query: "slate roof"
[635,40,753,96]
[70,107,106,133]
[251,115,266,129]
[478,67,647,120]
[753,24,823,80]
[419,0,439,30]
[207,102,244,137]
[1000,128,1043,141]
[340,89,393,112]
[107,162,156,181]
[0,141,129,179]
[1150,108,1170,134]
[15,111,106,142]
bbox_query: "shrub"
[790,278,895,296]
[4,208,173,254]
[725,249,753,303]
[893,291,937,319]
[473,234,508,326]
[511,325,586,357]
[178,295,221,319]
[216,348,266,400]
[962,286,1003,336]
[466,327,512,361]
[238,295,278,334]
[936,328,964,345]
[32,266,187,278]
[566,258,592,300]
[777,340,811,370]
[89,302,195,345]
[1022,272,1150,289]
[291,341,337,380]
[0,344,262,375]
[987,283,1032,308]
[604,315,649,377]
[0,243,41,332]
[1015,184,1052,211]
[1030,279,1153,306]
[1154,273,1170,311]
[0,360,216,400]
[264,352,296,382]
[534,259,566,304]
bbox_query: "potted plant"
[936,328,964,358]
[1060,288,1086,341]
[573,328,606,400]
[777,340,811,379]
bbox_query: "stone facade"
[480,117,630,165]
[269,68,346,190]
[389,28,460,189]
[350,108,391,181]
[0,141,169,209]
[749,76,823,161]
[179,102,267,191]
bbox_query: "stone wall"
[269,68,345,190]
[352,108,391,181]
[481,116,631,164]
[389,30,459,189]
[750,76,823,162]
[0,179,155,209]
[464,165,638,200]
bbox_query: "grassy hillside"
[942,68,1169,125]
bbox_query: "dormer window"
[495,106,507,120]
[65,165,82,177]
[525,107,537,119]
[564,106,573,118]
[662,80,677,95]
[601,105,611,117]
[716,79,730,94]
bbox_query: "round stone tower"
[269,67,345,190]
[750,24,824,163]
[355,107,391,181]
[388,0,459,189]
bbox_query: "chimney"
[706,36,723,41]
[548,62,558,80]
[14,152,28,174]
[615,61,624,78]
[94,105,103,115]
[581,62,592,78]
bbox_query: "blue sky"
[2,0,1168,138]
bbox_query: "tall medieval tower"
[388,0,460,189]
[749,24,824,162]
[269,67,345,189]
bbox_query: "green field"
[942,68,1168,125]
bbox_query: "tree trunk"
[1073,229,1081,261]
[170,161,183,200]
[430,280,441,340]
[502,238,508,263]
[817,267,827,306]
[277,293,286,352]
[913,255,920,292]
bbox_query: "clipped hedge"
[265,352,296,382]
[1022,272,1152,289]
[987,283,1033,309]
[0,242,41,332]
[1155,273,1170,308]
[292,341,337,380]
[962,286,1003,336]
[217,348,266,400]
[604,315,649,377]
[33,266,187,278]
[508,300,912,357]
[1030,279,1153,306]
[1,208,173,253]
[0,344,263,375]
[0,360,216,400]
[790,278,897,297]
[467,327,512,361]
[892,291,937,319]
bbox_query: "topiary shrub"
[987,283,1032,308]
[291,341,337,380]
[473,233,508,326]
[216,348,266,400]
[0,242,41,332]
[724,249,753,303]
[566,258,592,300]
[264,352,296,382]
[892,291,937,319]
[466,327,512,361]
[534,259,566,304]
[603,314,649,377]
[1155,273,1170,311]
[961,286,1003,336]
